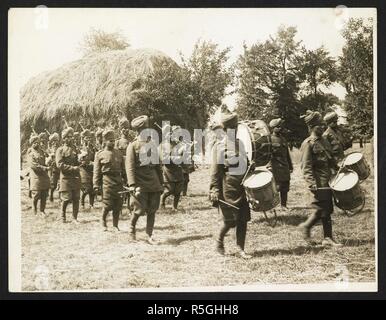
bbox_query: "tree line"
[81,18,373,146]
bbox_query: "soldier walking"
[298,110,342,247]
[209,110,252,259]
[126,115,164,244]
[56,127,81,223]
[267,118,293,211]
[93,130,125,231]
[27,135,50,216]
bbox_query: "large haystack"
[20,48,175,145]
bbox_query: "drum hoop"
[329,169,359,190]
[344,151,364,166]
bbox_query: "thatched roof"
[20,48,175,126]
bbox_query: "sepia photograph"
[8,6,377,292]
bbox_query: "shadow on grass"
[136,224,183,232]
[252,245,325,258]
[164,234,212,246]
[253,213,307,226]
[341,238,375,247]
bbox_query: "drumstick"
[218,199,240,210]
[240,163,254,185]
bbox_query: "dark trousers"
[303,190,333,238]
[32,190,48,213]
[81,189,95,207]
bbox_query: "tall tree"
[236,26,306,146]
[180,40,234,119]
[79,28,130,55]
[339,18,373,137]
[299,46,338,112]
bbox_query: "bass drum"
[236,120,271,166]
[329,170,365,216]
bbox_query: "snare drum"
[236,120,271,166]
[343,152,370,180]
[329,170,365,211]
[243,170,280,212]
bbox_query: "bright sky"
[9,7,376,105]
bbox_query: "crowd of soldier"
[25,109,353,257]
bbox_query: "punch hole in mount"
[334,5,350,30]
[34,5,49,31]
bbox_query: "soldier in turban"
[93,129,125,231]
[55,127,81,223]
[125,115,164,244]
[298,110,342,247]
[209,109,252,259]
[27,135,50,216]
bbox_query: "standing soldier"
[27,135,50,216]
[115,117,131,211]
[79,129,95,209]
[209,110,252,259]
[179,137,195,196]
[39,132,49,156]
[267,118,293,211]
[95,128,104,151]
[160,126,184,212]
[126,115,164,244]
[26,133,39,199]
[323,111,353,163]
[93,130,124,231]
[47,132,60,202]
[298,110,342,247]
[56,127,81,223]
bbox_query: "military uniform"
[56,127,81,222]
[267,118,293,208]
[322,111,353,163]
[47,133,60,202]
[298,110,341,246]
[27,136,50,215]
[209,111,251,258]
[93,130,124,229]
[126,115,163,241]
[160,140,184,210]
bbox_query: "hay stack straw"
[20,48,175,136]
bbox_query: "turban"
[49,133,60,142]
[81,129,91,138]
[301,110,322,127]
[102,129,115,141]
[38,132,48,140]
[269,118,284,129]
[119,117,130,129]
[62,127,74,139]
[131,115,149,130]
[323,111,338,124]
[29,135,39,144]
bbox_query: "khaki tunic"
[93,149,124,202]
[125,137,163,192]
[159,142,184,183]
[209,137,250,222]
[27,147,50,191]
[322,126,346,162]
[267,133,293,182]
[56,145,81,191]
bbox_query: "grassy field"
[20,143,375,290]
